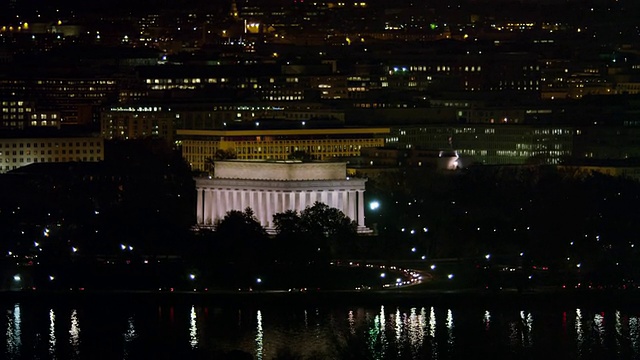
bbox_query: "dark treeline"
[367,165,640,287]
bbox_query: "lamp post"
[369,200,380,235]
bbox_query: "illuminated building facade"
[1,99,61,129]
[100,103,346,145]
[195,160,369,232]
[0,134,104,173]
[178,127,389,172]
[0,77,118,125]
[101,106,174,143]
[387,124,574,165]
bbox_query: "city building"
[1,99,61,129]
[101,105,175,143]
[195,160,369,232]
[386,124,574,165]
[0,76,118,125]
[178,125,389,172]
[0,131,104,173]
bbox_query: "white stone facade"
[195,160,368,232]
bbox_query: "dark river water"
[2,294,640,360]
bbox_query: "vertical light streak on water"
[419,307,427,343]
[379,305,387,359]
[123,316,137,359]
[429,307,436,338]
[576,308,584,356]
[519,311,526,346]
[518,311,533,347]
[6,303,21,359]
[303,310,308,329]
[255,310,263,360]
[446,309,454,348]
[69,309,81,358]
[630,316,639,356]
[484,310,491,332]
[429,307,438,360]
[124,316,136,343]
[49,309,56,359]
[408,307,423,354]
[394,308,403,358]
[615,311,622,355]
[189,306,198,349]
[348,310,356,335]
[368,314,380,359]
[593,313,605,346]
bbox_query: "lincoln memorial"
[195,160,370,232]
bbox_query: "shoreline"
[3,287,640,308]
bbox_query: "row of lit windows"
[409,65,483,72]
[1,156,100,162]
[183,138,381,152]
[0,148,99,155]
[1,108,30,113]
[146,78,227,84]
[235,144,367,154]
[0,141,99,148]
[31,80,115,85]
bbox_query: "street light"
[369,201,380,211]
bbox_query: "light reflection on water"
[189,306,197,350]
[576,308,584,355]
[48,309,55,359]
[632,315,640,355]
[4,302,640,359]
[69,309,80,358]
[255,309,263,360]
[484,310,491,332]
[6,303,21,359]
[123,315,137,359]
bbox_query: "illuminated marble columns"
[194,161,370,232]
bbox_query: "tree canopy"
[272,202,358,262]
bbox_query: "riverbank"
[3,287,640,309]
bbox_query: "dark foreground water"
[3,294,640,360]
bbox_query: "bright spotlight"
[369,201,380,210]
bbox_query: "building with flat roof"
[386,124,574,165]
[195,160,370,232]
[0,131,104,173]
[179,126,389,172]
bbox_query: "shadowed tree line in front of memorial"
[189,202,359,262]
[185,202,371,290]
